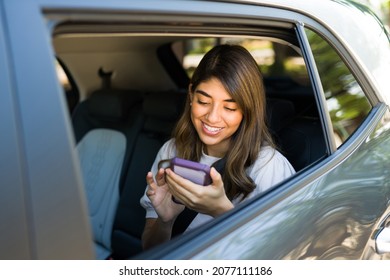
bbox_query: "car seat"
[266,98,295,137]
[278,116,327,171]
[266,98,327,171]
[111,90,185,259]
[72,88,143,259]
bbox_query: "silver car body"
[1,0,390,259]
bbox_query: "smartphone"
[170,157,212,204]
[170,157,212,185]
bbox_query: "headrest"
[87,89,142,122]
[143,91,185,121]
[266,98,295,132]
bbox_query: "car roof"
[43,0,390,103]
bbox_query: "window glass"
[305,29,372,147]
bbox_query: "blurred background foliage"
[357,0,390,29]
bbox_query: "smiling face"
[190,77,243,157]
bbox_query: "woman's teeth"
[204,123,222,133]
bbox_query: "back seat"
[264,78,326,170]
[111,90,185,259]
[266,98,295,137]
[278,116,327,171]
[266,97,327,171]
[72,88,143,259]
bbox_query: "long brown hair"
[173,44,274,200]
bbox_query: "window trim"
[296,22,377,154]
[295,22,336,154]
[295,21,380,107]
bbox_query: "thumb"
[210,167,223,186]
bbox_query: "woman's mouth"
[202,122,223,135]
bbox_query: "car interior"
[51,20,328,259]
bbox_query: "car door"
[0,2,31,260]
[9,0,388,260]
[134,1,390,260]
[0,0,94,259]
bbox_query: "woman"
[140,44,295,249]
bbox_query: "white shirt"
[140,139,295,232]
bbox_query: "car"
[1,0,390,260]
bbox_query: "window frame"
[295,22,381,154]
[295,23,336,154]
[2,0,95,259]
[127,8,387,260]
[42,1,389,260]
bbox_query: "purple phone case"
[170,157,211,185]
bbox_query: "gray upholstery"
[266,98,295,133]
[72,89,143,259]
[278,117,326,171]
[111,90,185,259]
[266,98,326,171]
[77,129,125,259]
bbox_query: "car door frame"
[26,0,390,260]
[0,0,94,259]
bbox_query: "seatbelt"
[171,157,226,237]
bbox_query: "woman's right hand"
[146,168,185,223]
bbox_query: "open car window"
[51,15,332,260]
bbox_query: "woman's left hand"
[165,167,234,217]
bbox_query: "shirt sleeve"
[139,139,177,219]
[246,146,296,199]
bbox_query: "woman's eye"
[197,100,208,105]
[224,107,237,112]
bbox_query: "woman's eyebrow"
[195,89,236,103]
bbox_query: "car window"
[55,59,72,91]
[52,24,328,260]
[55,58,79,113]
[305,29,372,148]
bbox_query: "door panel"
[0,2,31,259]
[190,107,390,259]
[2,0,94,259]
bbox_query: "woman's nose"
[206,105,221,123]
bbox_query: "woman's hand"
[146,168,185,223]
[165,167,234,217]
